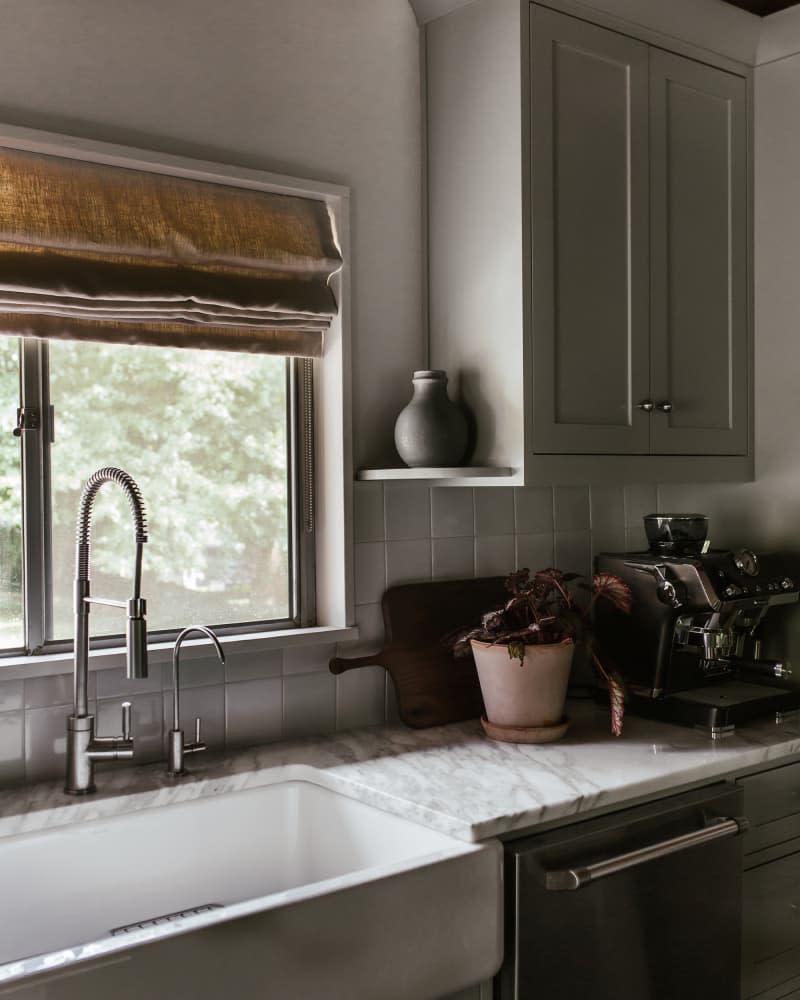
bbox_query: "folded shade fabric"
[0,147,342,356]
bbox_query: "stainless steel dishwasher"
[498,783,747,999]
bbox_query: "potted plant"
[452,567,632,740]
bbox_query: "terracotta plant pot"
[471,638,574,728]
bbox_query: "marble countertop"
[3,701,800,843]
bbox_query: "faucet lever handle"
[185,716,206,756]
[121,701,132,741]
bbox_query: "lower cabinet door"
[742,845,800,998]
[745,972,800,1000]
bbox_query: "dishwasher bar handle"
[544,815,749,891]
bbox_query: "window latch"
[12,406,41,437]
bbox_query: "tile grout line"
[471,487,478,577]
[428,487,434,579]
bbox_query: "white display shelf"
[356,466,515,486]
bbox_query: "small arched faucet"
[65,467,149,795]
[168,626,225,776]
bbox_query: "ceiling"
[721,0,799,14]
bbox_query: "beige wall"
[0,0,424,469]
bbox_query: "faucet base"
[65,714,96,795]
[64,784,96,796]
[167,728,187,776]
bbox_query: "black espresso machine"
[594,514,800,737]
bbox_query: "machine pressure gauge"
[734,548,760,577]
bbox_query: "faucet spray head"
[126,532,148,680]
[126,602,149,680]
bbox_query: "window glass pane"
[0,339,22,649]
[49,342,290,640]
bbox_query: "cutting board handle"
[329,653,385,675]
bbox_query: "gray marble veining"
[2,701,800,843]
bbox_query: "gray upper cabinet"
[649,50,748,456]
[426,0,753,484]
[531,7,749,458]
[531,8,650,454]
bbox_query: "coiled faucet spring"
[66,467,149,795]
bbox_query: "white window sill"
[0,625,359,681]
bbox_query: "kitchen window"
[1,336,315,655]
[0,125,353,667]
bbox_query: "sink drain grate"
[110,903,223,936]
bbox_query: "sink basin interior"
[0,775,470,967]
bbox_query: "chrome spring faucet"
[168,626,225,776]
[65,468,149,796]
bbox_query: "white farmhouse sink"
[0,766,502,999]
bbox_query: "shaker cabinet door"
[649,50,749,456]
[530,6,651,455]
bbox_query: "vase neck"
[412,371,447,397]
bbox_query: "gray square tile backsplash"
[283,643,337,676]
[516,532,555,571]
[226,677,283,747]
[431,487,474,538]
[515,487,554,535]
[474,487,515,537]
[553,486,591,532]
[432,536,476,580]
[0,712,23,785]
[25,704,73,784]
[0,480,640,787]
[354,541,387,605]
[282,671,336,740]
[353,481,385,543]
[475,534,516,577]
[384,483,431,540]
[0,680,23,714]
[386,537,432,587]
[624,484,659,527]
[95,663,163,699]
[24,673,82,710]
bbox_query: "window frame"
[13,341,316,657]
[0,123,354,668]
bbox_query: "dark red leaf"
[592,573,633,615]
[608,672,625,736]
[505,569,531,595]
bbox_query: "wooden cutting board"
[329,576,507,728]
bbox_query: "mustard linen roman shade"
[0,147,342,356]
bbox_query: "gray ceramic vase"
[394,370,468,468]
